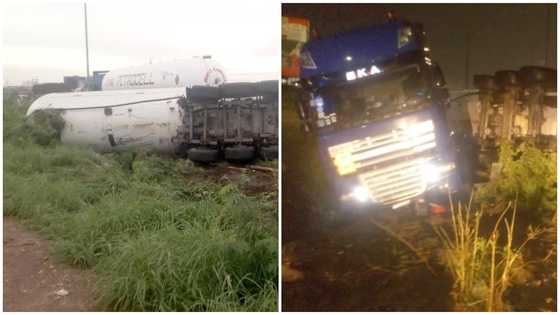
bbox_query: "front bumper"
[320,108,457,210]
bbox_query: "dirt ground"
[198,163,277,196]
[3,217,97,312]
[281,90,556,311]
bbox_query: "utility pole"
[84,3,90,90]
[465,31,470,89]
[544,5,551,67]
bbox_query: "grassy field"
[3,100,278,311]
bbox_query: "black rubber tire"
[492,90,505,104]
[188,86,220,103]
[260,145,278,160]
[518,66,548,87]
[473,75,495,90]
[187,147,219,163]
[221,82,257,99]
[494,70,519,88]
[224,145,255,162]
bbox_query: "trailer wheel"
[224,145,255,162]
[473,75,495,90]
[260,145,278,160]
[188,86,220,103]
[494,70,519,89]
[519,66,553,87]
[221,83,257,99]
[187,147,219,163]
[493,90,505,104]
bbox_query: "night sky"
[282,3,557,90]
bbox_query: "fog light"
[351,186,370,203]
[421,163,439,184]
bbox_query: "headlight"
[421,163,439,184]
[398,26,413,48]
[311,95,323,108]
[351,186,370,203]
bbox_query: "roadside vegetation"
[475,142,557,220]
[3,100,278,311]
[434,143,557,311]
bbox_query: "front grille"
[330,120,437,206]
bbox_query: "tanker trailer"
[26,81,278,162]
[101,57,226,90]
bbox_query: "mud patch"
[193,162,277,197]
[3,217,97,311]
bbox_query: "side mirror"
[432,63,446,87]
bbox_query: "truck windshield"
[313,64,430,130]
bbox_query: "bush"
[475,143,556,219]
[26,109,65,146]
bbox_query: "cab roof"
[300,21,419,79]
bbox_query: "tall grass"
[433,195,544,311]
[3,101,277,311]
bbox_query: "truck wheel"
[187,147,219,163]
[221,83,257,99]
[519,66,553,87]
[188,86,220,103]
[225,145,255,163]
[473,75,495,90]
[494,70,519,89]
[493,90,505,104]
[260,145,278,160]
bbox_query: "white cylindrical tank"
[27,88,186,153]
[101,58,226,90]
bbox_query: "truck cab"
[297,20,469,210]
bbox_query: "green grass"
[3,101,278,311]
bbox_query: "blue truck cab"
[298,20,466,210]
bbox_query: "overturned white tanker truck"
[26,81,278,163]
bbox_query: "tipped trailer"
[474,66,557,151]
[179,81,279,162]
[27,81,278,163]
[101,57,227,90]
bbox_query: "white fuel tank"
[101,58,226,90]
[27,88,186,153]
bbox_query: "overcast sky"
[3,1,279,85]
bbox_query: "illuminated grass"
[433,195,546,311]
